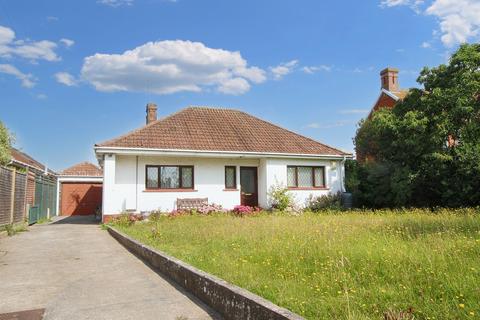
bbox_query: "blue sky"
[0,0,477,171]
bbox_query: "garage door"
[60,182,102,216]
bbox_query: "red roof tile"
[11,147,55,173]
[96,107,349,156]
[60,162,103,177]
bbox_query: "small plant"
[232,205,261,216]
[197,203,227,215]
[111,213,144,226]
[306,192,342,211]
[268,183,295,211]
[37,217,52,224]
[3,223,27,236]
[4,224,14,236]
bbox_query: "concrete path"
[0,216,220,320]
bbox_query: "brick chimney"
[380,67,399,92]
[146,103,157,125]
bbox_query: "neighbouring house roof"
[96,107,350,157]
[368,89,410,118]
[60,162,103,177]
[10,147,56,174]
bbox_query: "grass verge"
[112,209,480,319]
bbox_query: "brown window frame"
[145,165,194,190]
[224,166,237,190]
[287,166,326,189]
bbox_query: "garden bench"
[176,197,208,211]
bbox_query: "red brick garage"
[58,162,103,216]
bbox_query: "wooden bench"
[176,198,208,211]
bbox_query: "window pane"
[146,167,158,189]
[297,167,313,187]
[161,166,179,189]
[314,167,324,187]
[181,167,193,188]
[225,167,236,188]
[287,167,296,187]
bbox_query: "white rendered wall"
[263,158,343,208]
[104,154,344,215]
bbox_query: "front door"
[240,167,258,207]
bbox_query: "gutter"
[94,146,353,160]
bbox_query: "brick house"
[357,68,409,162]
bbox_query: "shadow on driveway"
[50,215,99,225]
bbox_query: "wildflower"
[459,304,465,308]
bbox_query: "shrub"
[111,213,144,226]
[268,183,294,211]
[232,205,260,216]
[197,203,227,215]
[306,192,342,211]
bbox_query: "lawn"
[112,209,480,319]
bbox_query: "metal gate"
[32,175,57,222]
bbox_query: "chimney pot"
[146,103,157,125]
[380,67,399,92]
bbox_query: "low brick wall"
[108,227,304,320]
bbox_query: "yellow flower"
[469,311,475,316]
[459,304,465,308]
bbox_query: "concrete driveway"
[0,216,220,320]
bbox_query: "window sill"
[144,189,197,193]
[288,187,329,191]
[223,188,239,191]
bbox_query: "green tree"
[354,43,480,208]
[0,121,12,166]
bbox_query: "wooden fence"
[0,165,57,227]
[0,166,27,226]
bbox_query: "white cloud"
[306,120,355,129]
[0,64,36,88]
[426,0,480,47]
[339,109,369,114]
[421,41,432,48]
[46,16,59,22]
[60,38,74,48]
[0,25,60,62]
[80,40,266,95]
[381,0,480,47]
[380,0,425,12]
[55,72,78,86]
[302,65,331,74]
[270,60,298,80]
[36,93,47,99]
[97,0,134,7]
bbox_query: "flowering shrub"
[111,213,144,226]
[197,203,227,215]
[232,205,261,216]
[169,203,227,217]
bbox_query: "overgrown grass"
[113,209,480,319]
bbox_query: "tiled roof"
[96,107,349,156]
[60,162,103,177]
[390,90,409,100]
[11,147,55,174]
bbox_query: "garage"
[58,162,103,216]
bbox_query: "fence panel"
[13,172,26,223]
[0,167,13,226]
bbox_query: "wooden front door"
[240,167,258,207]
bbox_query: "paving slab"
[0,216,219,320]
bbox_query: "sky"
[0,0,478,171]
